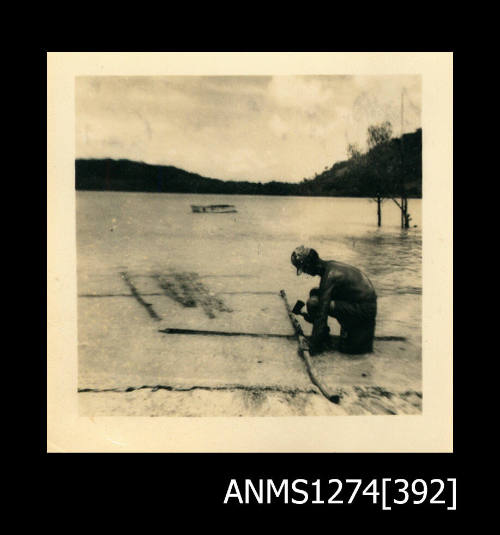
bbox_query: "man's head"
[291,246,319,275]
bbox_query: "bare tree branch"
[392,198,402,209]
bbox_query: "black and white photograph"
[47,52,452,452]
[75,73,422,416]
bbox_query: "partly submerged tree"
[366,122,394,226]
[392,133,413,229]
[363,121,412,228]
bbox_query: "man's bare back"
[321,260,377,303]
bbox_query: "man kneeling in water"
[291,246,377,355]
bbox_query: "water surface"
[77,192,421,344]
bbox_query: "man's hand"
[301,312,313,323]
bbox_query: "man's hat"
[291,245,312,275]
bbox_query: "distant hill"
[295,129,422,198]
[75,158,298,196]
[76,129,421,198]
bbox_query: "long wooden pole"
[159,326,405,342]
[279,290,340,404]
[159,327,295,339]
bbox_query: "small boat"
[191,204,237,213]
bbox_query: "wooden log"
[158,327,405,343]
[279,290,340,404]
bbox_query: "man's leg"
[305,290,320,322]
[339,321,376,354]
[333,301,377,354]
[305,289,336,351]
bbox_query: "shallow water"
[76,191,421,345]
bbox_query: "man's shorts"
[332,300,377,354]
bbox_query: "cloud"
[268,76,332,111]
[268,114,289,138]
[76,75,421,182]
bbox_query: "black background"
[40,40,463,521]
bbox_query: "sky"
[76,75,421,183]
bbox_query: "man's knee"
[307,290,336,319]
[306,295,320,317]
[309,288,320,298]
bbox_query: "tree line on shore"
[75,127,421,199]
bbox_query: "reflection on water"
[345,230,422,297]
